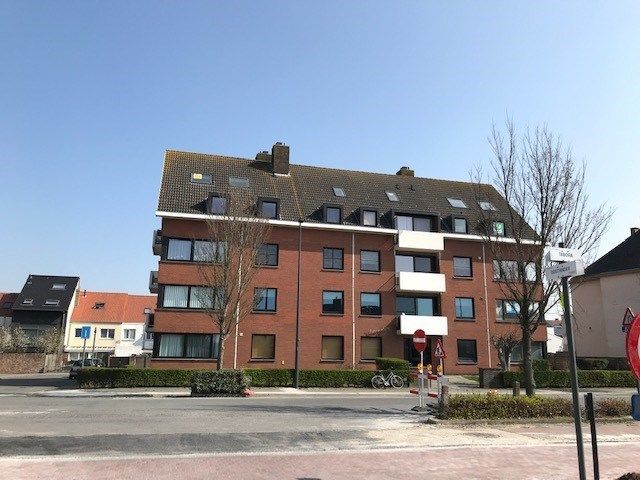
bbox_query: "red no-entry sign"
[626,313,640,380]
[413,329,427,352]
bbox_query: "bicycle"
[371,370,404,389]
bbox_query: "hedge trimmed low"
[191,370,249,397]
[503,370,638,388]
[245,369,377,387]
[374,357,411,372]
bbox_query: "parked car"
[68,358,104,379]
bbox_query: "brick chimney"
[631,227,639,236]
[271,142,290,175]
[396,166,414,177]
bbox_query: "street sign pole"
[91,328,97,360]
[559,243,587,480]
[82,338,87,363]
[419,350,424,408]
[585,392,600,480]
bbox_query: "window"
[157,333,219,359]
[145,332,154,340]
[100,329,115,339]
[478,201,497,211]
[51,283,67,290]
[457,339,477,363]
[322,291,344,314]
[162,285,189,308]
[254,288,277,312]
[325,206,342,224]
[360,250,380,272]
[395,255,435,273]
[447,198,467,209]
[167,239,192,261]
[44,299,60,306]
[123,328,136,340]
[496,300,540,322]
[453,256,472,277]
[22,299,33,305]
[74,328,82,338]
[228,176,250,188]
[360,293,381,315]
[361,337,382,360]
[396,296,436,316]
[453,218,468,234]
[190,172,213,185]
[323,248,343,270]
[492,221,505,236]
[361,209,377,227]
[321,336,344,361]
[193,240,226,263]
[385,191,400,202]
[251,334,275,360]
[332,187,346,197]
[493,260,535,282]
[511,341,545,363]
[189,286,216,309]
[455,298,475,319]
[259,200,278,219]
[209,196,228,215]
[395,214,432,232]
[93,302,105,309]
[256,244,278,266]
[2,302,11,308]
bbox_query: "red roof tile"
[71,292,156,324]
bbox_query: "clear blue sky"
[1,1,639,294]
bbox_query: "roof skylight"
[332,187,346,197]
[44,299,60,306]
[385,191,400,202]
[190,173,213,185]
[478,201,497,211]
[22,299,33,305]
[447,198,467,209]
[51,283,67,290]
[228,176,250,188]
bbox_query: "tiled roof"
[583,230,640,277]
[0,293,18,316]
[71,292,156,324]
[12,275,80,312]
[157,149,533,237]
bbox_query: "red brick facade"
[150,218,545,374]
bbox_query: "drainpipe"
[294,220,302,388]
[351,232,356,369]
[481,243,492,367]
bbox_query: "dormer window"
[453,217,468,234]
[360,209,378,227]
[258,198,279,219]
[190,173,213,185]
[395,214,435,232]
[324,205,342,224]
[208,195,228,215]
[492,221,506,236]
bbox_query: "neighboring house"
[11,275,80,347]
[65,291,156,362]
[150,142,547,374]
[0,292,18,327]
[571,228,640,358]
[544,292,565,354]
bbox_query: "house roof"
[12,275,80,312]
[71,291,156,324]
[0,293,18,316]
[157,149,534,237]
[583,230,640,277]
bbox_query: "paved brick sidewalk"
[3,442,639,479]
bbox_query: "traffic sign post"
[433,338,446,389]
[412,330,427,408]
[80,326,91,363]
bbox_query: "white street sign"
[545,259,585,281]
[545,247,582,263]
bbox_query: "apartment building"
[151,143,546,374]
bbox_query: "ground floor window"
[361,337,382,360]
[100,328,115,339]
[251,334,275,360]
[155,333,219,359]
[457,339,477,364]
[510,341,545,363]
[321,336,344,361]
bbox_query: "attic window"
[209,195,228,215]
[44,299,60,306]
[332,187,346,197]
[2,301,11,308]
[229,176,250,188]
[478,201,497,211]
[447,198,467,209]
[22,299,34,305]
[94,302,106,309]
[51,283,67,290]
[190,173,213,185]
[385,191,400,202]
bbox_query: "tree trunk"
[521,327,535,396]
[217,334,225,370]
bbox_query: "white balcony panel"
[396,230,444,252]
[396,271,446,293]
[398,314,448,336]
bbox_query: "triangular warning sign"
[434,339,446,358]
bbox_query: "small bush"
[533,359,550,372]
[503,370,637,388]
[594,398,631,417]
[440,394,573,419]
[374,357,410,372]
[191,370,250,397]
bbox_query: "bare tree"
[474,119,612,395]
[194,194,272,370]
[491,330,520,372]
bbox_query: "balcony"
[396,271,446,293]
[396,230,444,253]
[149,271,158,294]
[152,230,162,255]
[397,313,448,336]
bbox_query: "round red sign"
[413,329,427,352]
[626,314,640,380]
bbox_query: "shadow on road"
[0,375,75,389]
[174,403,419,417]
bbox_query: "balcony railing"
[395,271,446,293]
[397,313,448,336]
[152,230,162,255]
[396,230,444,252]
[149,271,158,294]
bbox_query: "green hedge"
[374,357,411,372]
[503,370,638,388]
[191,370,250,397]
[77,368,200,388]
[577,357,629,371]
[245,369,376,387]
[244,369,294,387]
